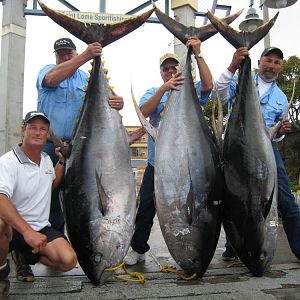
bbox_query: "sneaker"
[11,250,35,282]
[124,248,145,266]
[222,247,237,261]
[0,260,10,298]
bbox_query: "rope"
[160,265,197,281]
[105,262,145,283]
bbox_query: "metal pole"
[262,2,270,48]
[0,0,26,154]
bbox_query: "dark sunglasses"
[162,65,177,73]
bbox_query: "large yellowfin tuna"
[132,5,243,277]
[38,1,153,285]
[207,11,279,276]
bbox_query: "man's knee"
[59,247,77,272]
[45,240,77,272]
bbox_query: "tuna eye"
[93,253,102,263]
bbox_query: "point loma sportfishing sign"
[59,10,134,24]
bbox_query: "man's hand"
[23,229,47,254]
[162,72,184,91]
[83,42,102,61]
[228,47,249,74]
[278,120,292,136]
[108,95,124,110]
[54,146,66,161]
[186,36,201,56]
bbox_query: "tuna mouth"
[98,269,113,285]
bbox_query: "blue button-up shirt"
[36,64,89,140]
[227,73,288,128]
[140,81,209,166]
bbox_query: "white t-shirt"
[0,145,55,231]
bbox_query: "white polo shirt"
[0,145,55,231]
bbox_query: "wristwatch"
[194,52,203,59]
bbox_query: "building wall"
[126,125,148,193]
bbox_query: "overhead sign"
[59,10,134,24]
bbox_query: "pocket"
[265,101,283,122]
[55,86,67,103]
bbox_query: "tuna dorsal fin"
[153,3,242,44]
[38,1,154,47]
[131,85,157,141]
[206,11,279,50]
[95,170,107,216]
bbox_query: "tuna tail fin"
[131,85,157,141]
[153,2,242,44]
[38,0,154,47]
[206,11,279,50]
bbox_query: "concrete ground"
[4,217,300,300]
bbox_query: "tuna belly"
[223,192,277,276]
[162,222,215,277]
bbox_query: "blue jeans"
[131,163,156,254]
[225,142,300,258]
[43,141,65,234]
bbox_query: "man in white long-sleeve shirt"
[212,47,300,262]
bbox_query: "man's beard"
[258,72,277,83]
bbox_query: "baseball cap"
[24,111,50,125]
[159,53,180,66]
[260,47,283,59]
[54,38,76,52]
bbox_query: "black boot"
[0,260,10,298]
[11,250,34,282]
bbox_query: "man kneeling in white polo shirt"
[0,111,77,298]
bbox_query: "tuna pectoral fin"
[207,11,279,50]
[154,4,242,44]
[185,181,195,225]
[263,186,275,219]
[184,159,195,225]
[95,170,108,216]
[131,86,157,141]
[38,1,154,47]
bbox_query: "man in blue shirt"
[213,46,300,262]
[36,37,124,233]
[124,37,213,265]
